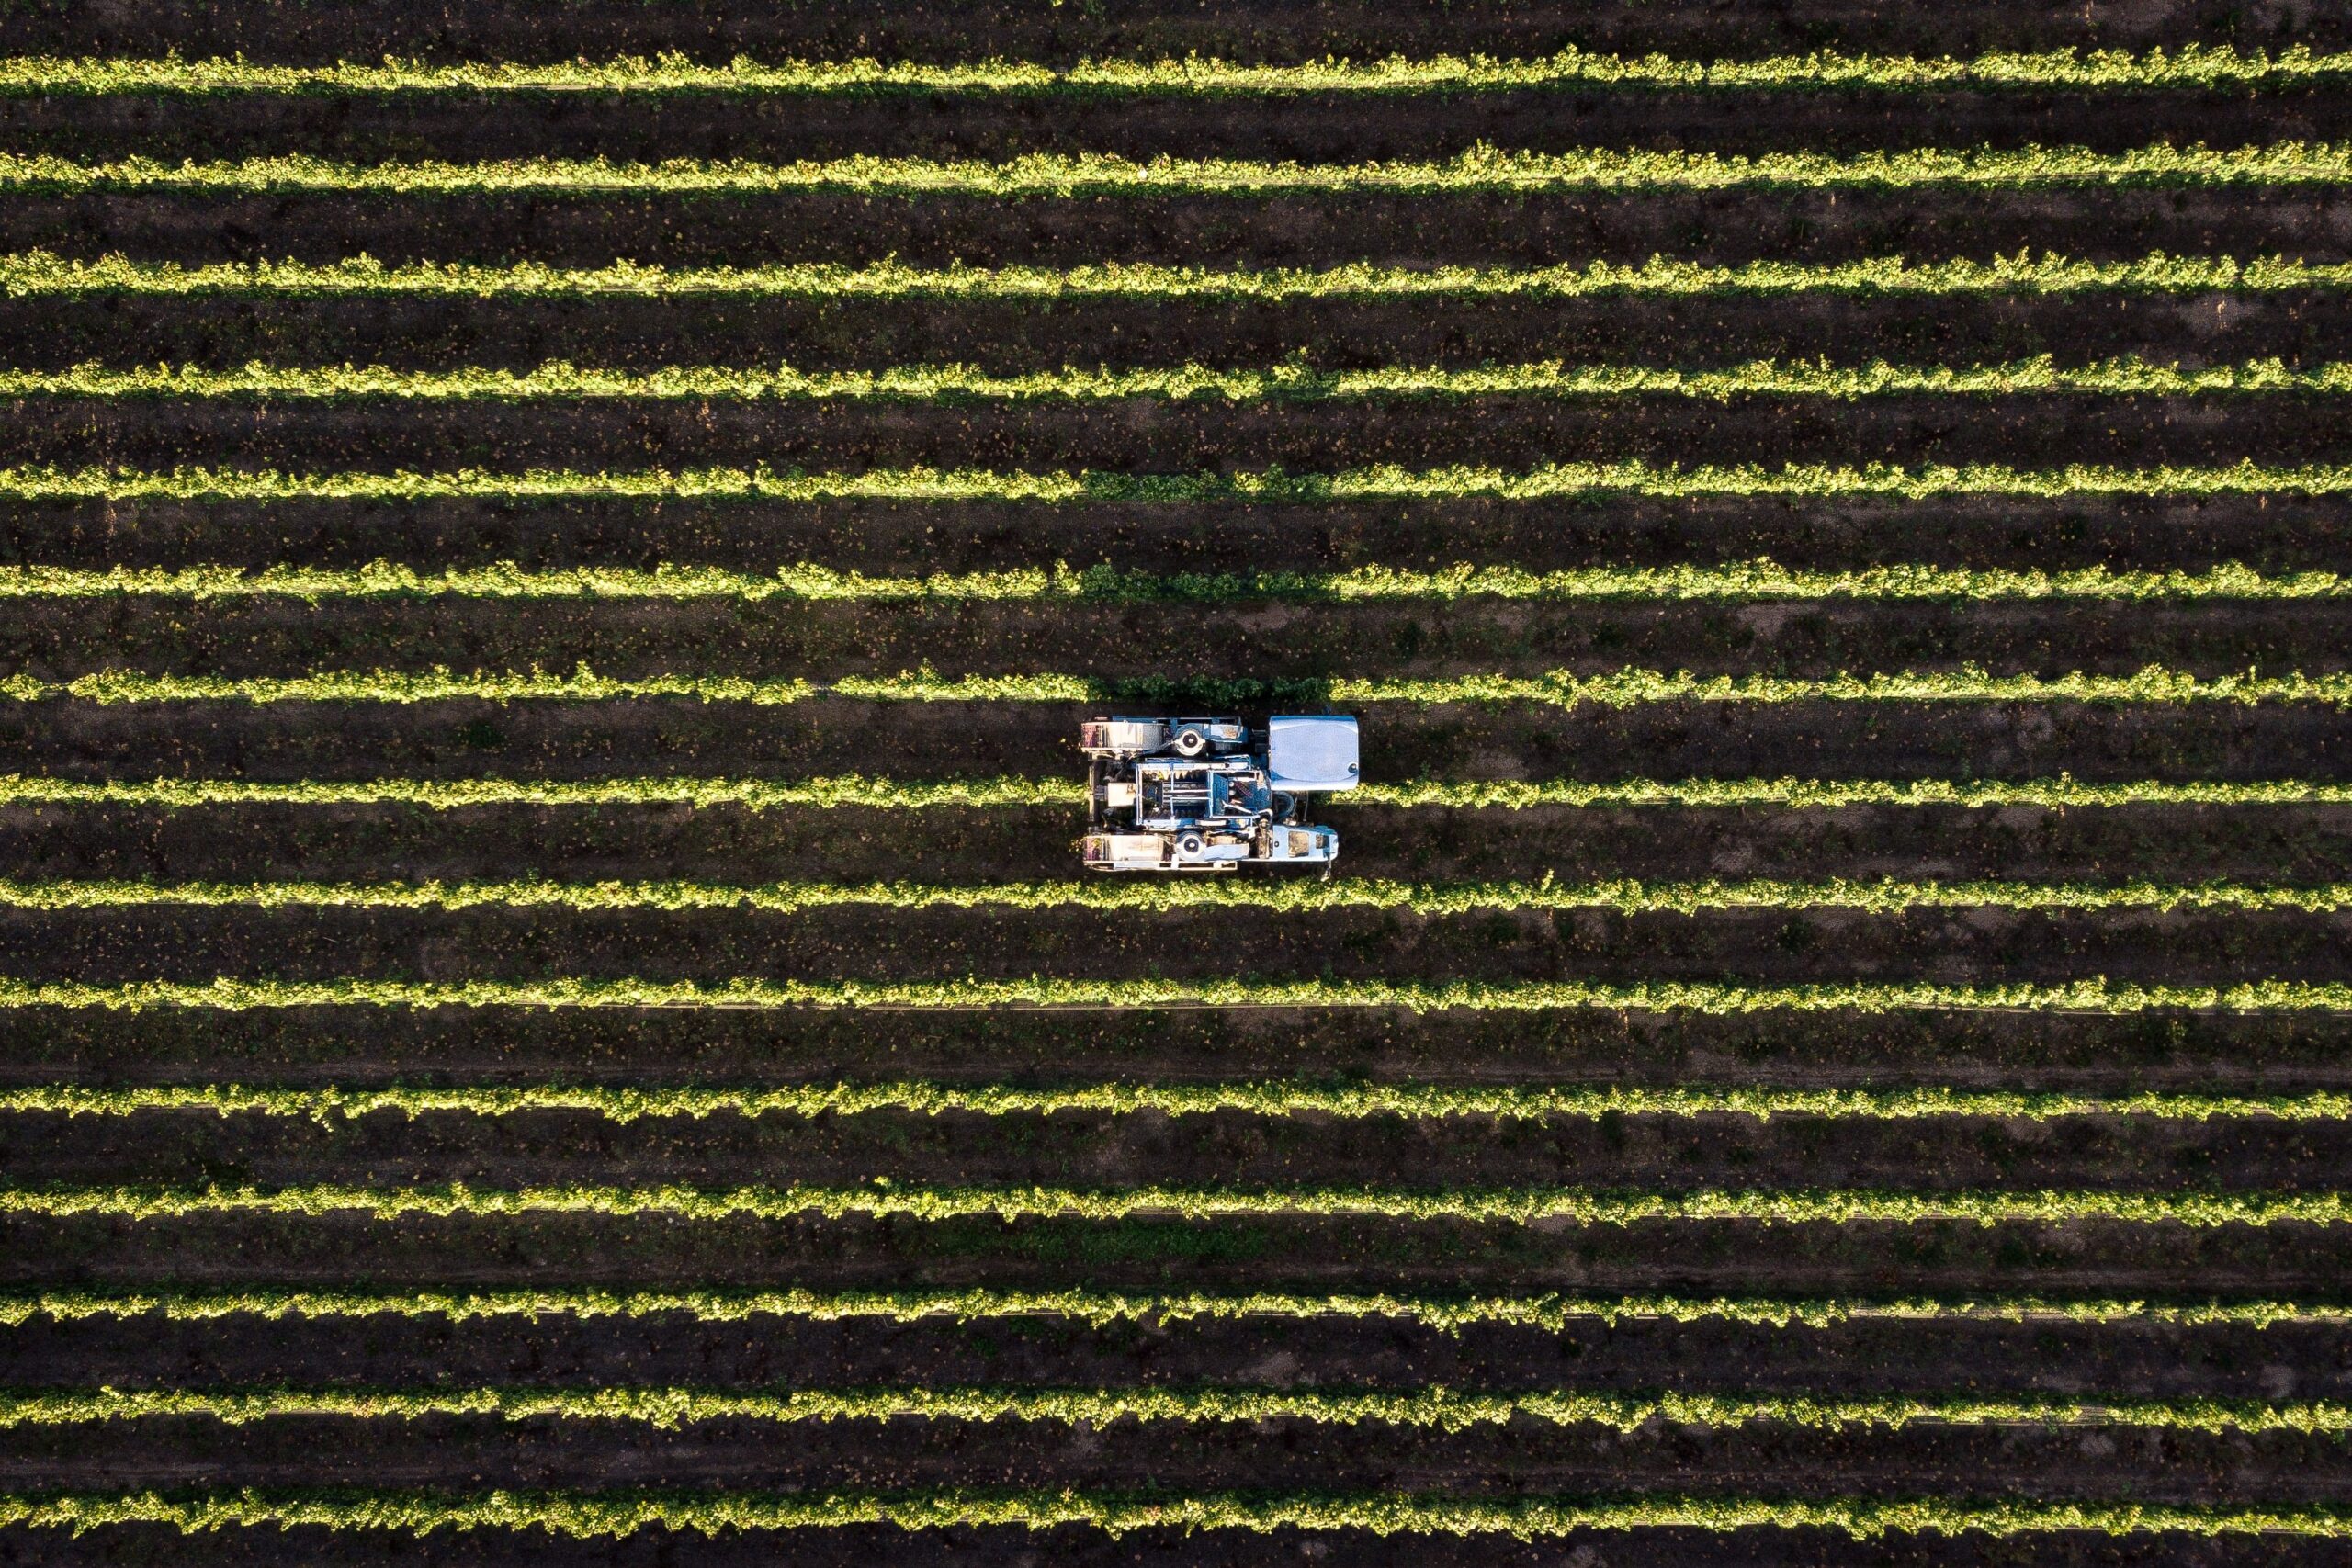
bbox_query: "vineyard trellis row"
[11,458,2352,502]
[4,1383,2346,1436]
[6,1181,2348,1226]
[10,1082,2350,1123]
[8,1287,2345,1331]
[10,666,2352,708]
[4,873,2344,916]
[10,356,2352,403]
[6,251,2348,299]
[8,45,2350,96]
[7,144,2351,197]
[0,773,2342,810]
[6,560,2348,602]
[0,1488,2344,1540]
[6,976,2351,1012]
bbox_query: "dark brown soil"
[17,187,2347,268]
[9,290,2347,378]
[6,2,2351,1552]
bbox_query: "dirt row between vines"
[1,0,2320,65]
[8,700,2343,784]
[16,1100,2347,1193]
[9,899,2346,987]
[10,88,2344,164]
[14,1309,2338,1403]
[13,1209,2347,1297]
[1,1416,2336,1504]
[17,801,2351,885]
[15,1006,2348,1091]
[10,602,2342,686]
[18,189,2345,269]
[15,295,2346,378]
[11,391,2348,471]
[15,495,2347,578]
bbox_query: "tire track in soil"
[10,188,2343,269]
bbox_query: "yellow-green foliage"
[4,145,2346,197]
[6,458,2348,503]
[6,664,2347,709]
[3,559,2344,603]
[10,355,2349,404]
[2,874,2340,916]
[10,1080,2344,1124]
[4,976,2346,1013]
[0,1487,2344,1539]
[6,251,2346,300]
[3,1180,2343,1226]
[1,1382,2340,1435]
[0,772,2339,811]
[5,46,2346,96]
[5,1285,2339,1330]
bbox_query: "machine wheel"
[1175,831,1207,858]
[1171,726,1211,758]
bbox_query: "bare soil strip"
[7,293,2345,378]
[9,495,2347,579]
[9,1096,2346,1193]
[11,801,2348,886]
[6,700,2343,787]
[8,188,2340,268]
[12,1311,2340,1404]
[7,1210,2346,1299]
[0,1,2328,65]
[0,1416,2338,1504]
[6,392,2346,472]
[5,89,2345,164]
[3,898,2346,989]
[6,601,2343,688]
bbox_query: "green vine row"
[6,251,2345,301]
[5,145,2346,197]
[4,1180,2342,1226]
[6,46,2345,96]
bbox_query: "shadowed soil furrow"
[15,1100,2349,1192]
[7,391,2349,472]
[0,1416,2343,1503]
[12,293,2348,378]
[13,496,2352,580]
[4,902,2347,988]
[10,802,2350,886]
[15,1312,2347,1404]
[7,699,2346,784]
[0,1,2331,66]
[10,1212,2351,1297]
[14,1007,2347,1093]
[11,90,2350,164]
[6,601,2344,685]
[13,188,2346,269]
